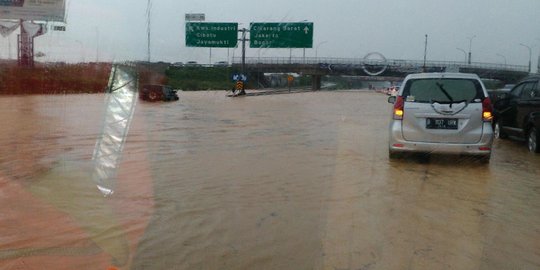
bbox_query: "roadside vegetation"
[165,66,234,91]
[0,61,512,94]
[0,62,110,94]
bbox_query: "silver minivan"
[387,73,494,162]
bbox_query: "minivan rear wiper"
[435,82,454,107]
[431,99,467,104]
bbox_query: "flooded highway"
[1,91,539,270]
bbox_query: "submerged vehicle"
[140,84,179,102]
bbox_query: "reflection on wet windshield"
[93,65,139,196]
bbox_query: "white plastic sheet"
[0,21,19,37]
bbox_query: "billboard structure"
[0,0,65,67]
[0,0,66,22]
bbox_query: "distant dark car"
[493,76,540,153]
[185,61,200,67]
[140,84,179,102]
[214,61,229,67]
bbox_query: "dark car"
[185,61,200,67]
[488,84,515,104]
[214,61,229,67]
[493,76,540,153]
[140,84,179,102]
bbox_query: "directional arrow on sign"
[304,26,309,34]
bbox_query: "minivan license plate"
[426,118,458,129]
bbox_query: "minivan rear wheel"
[478,154,491,164]
[494,121,507,139]
[389,150,402,159]
[527,127,539,153]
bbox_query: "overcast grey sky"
[2,0,539,71]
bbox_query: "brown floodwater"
[1,91,539,270]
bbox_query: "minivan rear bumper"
[388,121,493,155]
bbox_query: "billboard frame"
[0,0,66,22]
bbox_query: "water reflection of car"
[140,84,179,102]
[388,73,494,162]
[493,76,540,153]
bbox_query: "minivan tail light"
[482,97,493,122]
[393,96,404,120]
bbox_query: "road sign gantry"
[250,22,313,48]
[185,21,314,75]
[185,21,313,49]
[185,22,239,48]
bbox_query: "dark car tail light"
[393,96,404,120]
[482,97,493,122]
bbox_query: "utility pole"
[239,28,248,74]
[146,0,152,62]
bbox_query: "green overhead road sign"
[185,22,238,48]
[250,22,313,48]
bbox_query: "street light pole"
[467,35,476,65]
[315,41,328,58]
[423,34,428,72]
[519,43,532,73]
[456,48,467,63]
[496,53,507,65]
[537,38,540,73]
[289,48,292,64]
[241,28,247,74]
[74,40,85,63]
[95,27,100,62]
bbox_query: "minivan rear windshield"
[402,78,483,103]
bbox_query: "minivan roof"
[522,75,540,81]
[405,73,481,80]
